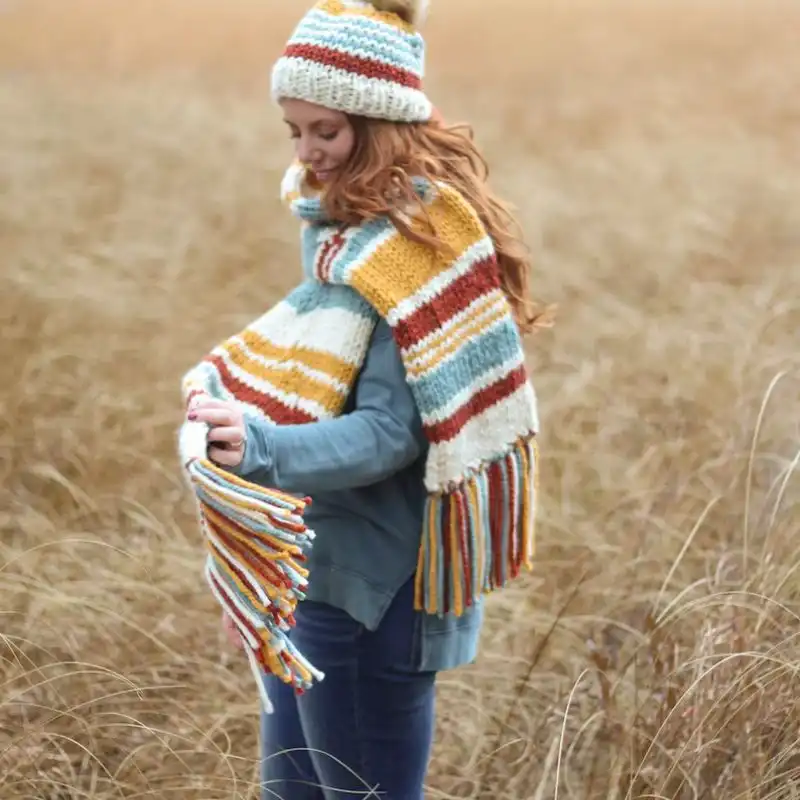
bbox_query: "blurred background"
[1,0,799,797]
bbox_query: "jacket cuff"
[229,415,273,479]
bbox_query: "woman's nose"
[295,137,317,165]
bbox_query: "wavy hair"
[317,116,553,336]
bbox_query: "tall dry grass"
[1,0,799,797]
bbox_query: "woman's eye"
[319,130,338,142]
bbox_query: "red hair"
[318,116,553,336]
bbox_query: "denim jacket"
[231,317,484,672]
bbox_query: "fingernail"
[188,412,197,421]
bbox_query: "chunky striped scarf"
[178,164,540,711]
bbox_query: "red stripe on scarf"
[316,230,346,282]
[423,365,527,445]
[393,256,500,351]
[455,489,473,607]
[213,521,291,591]
[205,354,317,425]
[506,453,521,579]
[208,568,260,639]
[488,461,504,589]
[441,498,451,615]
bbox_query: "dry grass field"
[1,0,799,797]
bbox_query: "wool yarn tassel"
[180,419,324,712]
[414,434,539,617]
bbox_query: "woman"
[179,0,548,797]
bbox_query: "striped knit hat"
[271,0,433,123]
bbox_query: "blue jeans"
[259,576,438,800]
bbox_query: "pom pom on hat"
[271,0,433,123]
[367,0,430,27]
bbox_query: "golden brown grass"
[2,0,799,797]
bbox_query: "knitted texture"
[179,164,540,709]
[270,0,433,123]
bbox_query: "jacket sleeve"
[229,319,427,494]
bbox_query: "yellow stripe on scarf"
[239,329,361,386]
[405,297,509,378]
[222,339,347,416]
[348,187,488,317]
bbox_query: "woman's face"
[279,97,356,184]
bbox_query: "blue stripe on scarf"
[408,317,524,417]
[283,279,377,320]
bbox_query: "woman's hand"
[187,397,247,468]
[222,610,245,651]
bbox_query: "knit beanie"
[271,0,433,123]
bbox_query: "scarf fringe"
[184,456,324,711]
[414,434,539,617]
